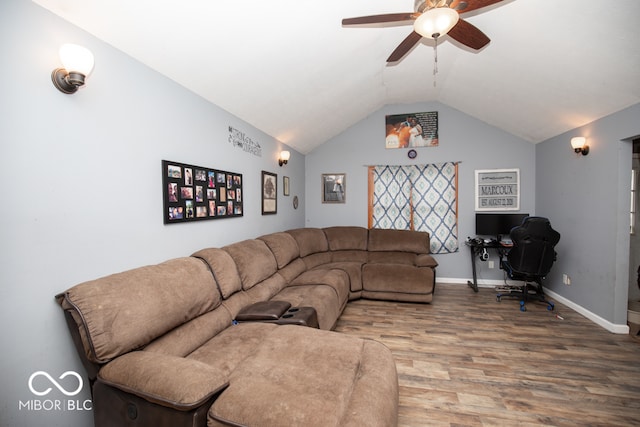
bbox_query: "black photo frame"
[162,160,243,224]
[262,170,277,215]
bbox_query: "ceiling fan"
[342,0,504,63]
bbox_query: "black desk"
[465,238,510,292]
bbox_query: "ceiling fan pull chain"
[433,35,439,87]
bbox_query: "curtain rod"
[362,161,462,167]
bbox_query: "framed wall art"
[385,111,438,149]
[322,173,346,203]
[262,170,277,214]
[162,160,243,224]
[283,176,290,196]
[475,168,520,211]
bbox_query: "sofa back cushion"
[286,228,328,257]
[323,226,368,251]
[368,228,430,254]
[192,248,243,299]
[224,239,277,290]
[258,232,300,268]
[57,257,221,364]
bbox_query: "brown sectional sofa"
[56,226,437,427]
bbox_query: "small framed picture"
[262,171,277,214]
[283,176,290,196]
[322,173,346,204]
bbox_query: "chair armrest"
[416,254,438,268]
[98,351,229,411]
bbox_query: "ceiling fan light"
[414,7,460,39]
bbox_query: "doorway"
[628,138,640,336]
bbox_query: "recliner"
[497,216,560,311]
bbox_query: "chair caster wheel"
[519,301,526,312]
[547,302,555,311]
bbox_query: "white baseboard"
[439,278,630,334]
[542,288,629,334]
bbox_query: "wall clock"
[408,149,417,159]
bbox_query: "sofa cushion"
[57,257,221,364]
[368,228,430,254]
[286,228,329,257]
[276,268,350,330]
[258,232,300,268]
[368,251,417,265]
[208,326,398,427]
[224,239,277,290]
[301,251,333,269]
[276,258,307,283]
[188,322,280,379]
[416,253,439,268]
[323,226,368,251]
[362,263,435,301]
[314,261,364,293]
[192,248,242,298]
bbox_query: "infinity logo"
[28,371,83,397]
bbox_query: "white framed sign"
[475,168,520,211]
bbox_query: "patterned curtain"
[370,162,458,254]
[371,166,413,229]
[411,163,458,253]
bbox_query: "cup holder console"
[275,307,319,328]
[235,304,319,328]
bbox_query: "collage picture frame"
[162,160,243,224]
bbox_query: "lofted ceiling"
[34,0,640,154]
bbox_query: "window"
[368,162,459,254]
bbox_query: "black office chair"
[497,217,560,312]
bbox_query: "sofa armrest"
[236,300,291,321]
[416,254,438,268]
[98,351,229,411]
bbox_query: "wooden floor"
[334,283,640,427]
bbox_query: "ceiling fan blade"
[450,0,503,14]
[342,13,417,26]
[387,31,423,62]
[447,19,490,50]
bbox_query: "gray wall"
[3,1,640,426]
[305,102,536,282]
[536,103,640,326]
[0,1,304,426]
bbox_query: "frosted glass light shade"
[278,150,290,166]
[413,7,460,39]
[570,137,586,150]
[570,137,589,155]
[59,44,94,76]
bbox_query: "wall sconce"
[278,150,290,167]
[51,44,95,94]
[570,137,589,156]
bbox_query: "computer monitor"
[475,213,529,238]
